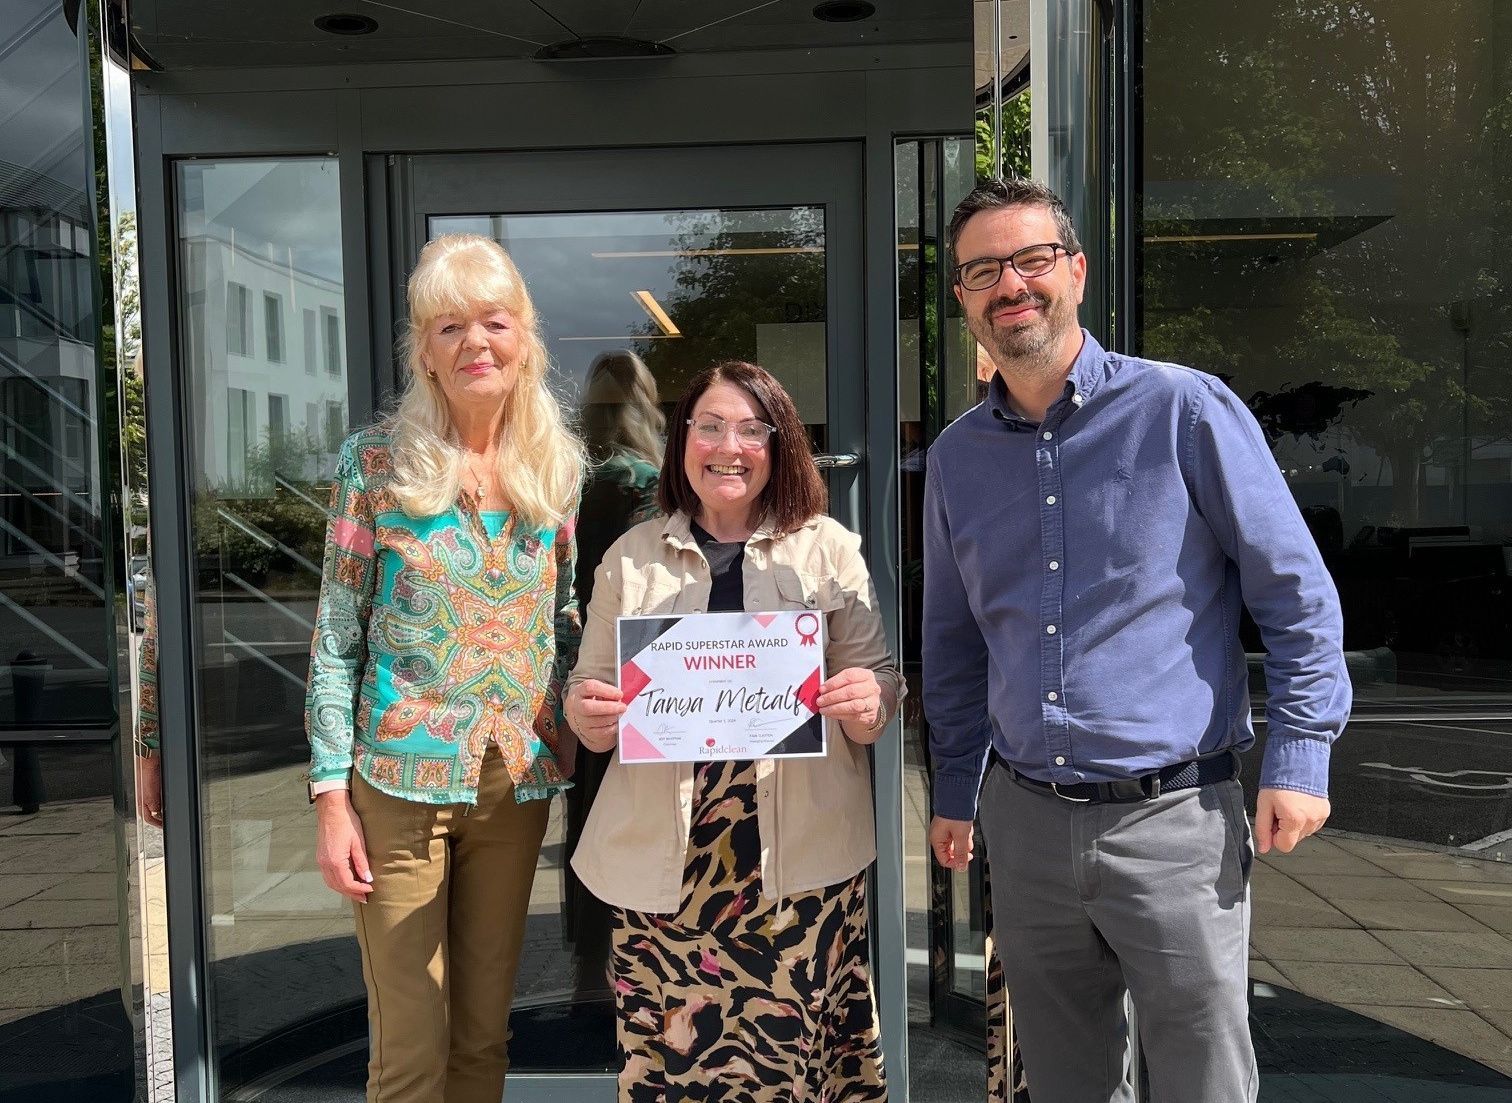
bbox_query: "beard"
[971,289,1075,374]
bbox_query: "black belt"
[1005,750,1239,804]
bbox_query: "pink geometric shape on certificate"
[619,723,664,762]
[797,667,822,713]
[751,613,778,628]
[619,660,651,704]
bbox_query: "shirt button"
[1045,495,1056,505]
[1043,431,1053,441]
[1054,755,1066,766]
[1047,691,1058,701]
[1046,625,1057,635]
[1073,393,1084,405]
[1049,560,1059,571]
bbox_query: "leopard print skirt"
[609,760,887,1102]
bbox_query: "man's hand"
[929,815,975,870]
[1254,787,1330,855]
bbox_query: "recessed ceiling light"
[536,36,673,59]
[813,1,876,22]
[314,13,378,35]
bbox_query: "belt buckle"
[1050,781,1093,803]
[1107,777,1158,802]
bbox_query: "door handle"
[813,452,861,470]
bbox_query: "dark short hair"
[947,178,1082,260]
[658,361,827,537]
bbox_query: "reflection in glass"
[176,158,362,1096]
[432,207,828,453]
[565,350,662,1022]
[428,206,829,1071]
[1144,0,1512,1090]
[0,2,138,1100]
[898,136,1009,1102]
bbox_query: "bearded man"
[922,178,1350,1103]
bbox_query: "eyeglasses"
[687,415,777,448]
[955,243,1076,291]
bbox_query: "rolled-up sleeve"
[823,525,904,730]
[923,462,995,822]
[305,438,378,787]
[1187,379,1352,797]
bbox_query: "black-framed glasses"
[687,415,778,448]
[954,243,1076,291]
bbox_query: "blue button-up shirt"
[923,330,1350,822]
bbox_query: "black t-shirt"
[691,521,745,613]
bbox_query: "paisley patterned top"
[305,427,580,805]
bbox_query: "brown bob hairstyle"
[658,361,827,537]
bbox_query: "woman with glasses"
[563,361,900,1103]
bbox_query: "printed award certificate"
[614,610,826,763]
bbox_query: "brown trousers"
[351,747,549,1103]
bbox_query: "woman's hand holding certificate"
[816,667,885,743]
[566,678,626,753]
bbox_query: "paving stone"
[32,873,124,902]
[1251,927,1405,965]
[1250,959,1292,987]
[1334,841,1512,885]
[1292,873,1439,903]
[1418,967,1512,1012]
[1415,881,1512,908]
[0,926,66,963]
[1264,837,1398,877]
[0,963,120,1009]
[1372,929,1512,970]
[1331,898,1491,933]
[1269,960,1460,1008]
[1459,905,1512,935]
[0,1005,53,1027]
[1340,1005,1512,1079]
[0,873,64,910]
[0,897,119,930]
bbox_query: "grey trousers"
[978,762,1258,1103]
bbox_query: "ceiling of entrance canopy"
[125,0,974,70]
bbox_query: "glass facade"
[1141,0,1512,1091]
[0,1,140,1101]
[174,158,360,1096]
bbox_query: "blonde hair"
[581,350,665,468]
[385,234,585,528]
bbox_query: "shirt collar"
[985,328,1106,429]
[660,509,780,552]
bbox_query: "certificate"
[615,610,826,763]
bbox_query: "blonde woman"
[305,233,585,1103]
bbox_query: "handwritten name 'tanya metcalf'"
[639,684,804,718]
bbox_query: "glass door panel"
[175,157,365,1100]
[406,144,865,1083]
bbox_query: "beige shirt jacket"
[567,510,904,913]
